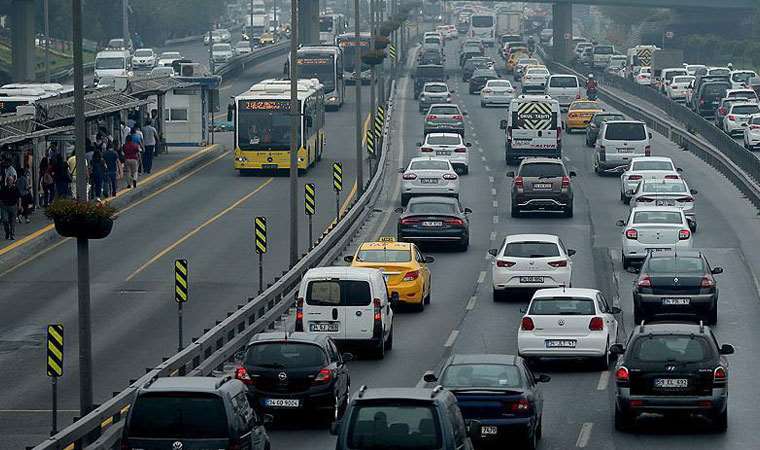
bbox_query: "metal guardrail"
[214,42,289,77]
[32,79,398,450]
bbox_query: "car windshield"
[245,342,326,368]
[356,249,412,263]
[487,81,511,88]
[471,16,494,27]
[441,363,523,388]
[728,91,757,99]
[425,84,447,93]
[594,114,625,125]
[529,297,596,315]
[409,160,450,171]
[95,57,125,69]
[408,201,457,214]
[426,135,461,145]
[646,257,705,273]
[429,105,459,115]
[709,68,730,77]
[632,335,711,363]
[160,52,180,59]
[631,160,674,171]
[416,67,444,78]
[519,163,564,177]
[632,211,683,224]
[752,116,760,125]
[527,69,548,76]
[213,44,231,52]
[237,103,297,151]
[129,393,229,438]
[347,403,442,450]
[134,50,152,57]
[731,104,760,115]
[732,72,756,83]
[702,83,729,96]
[549,76,578,88]
[503,241,560,258]
[237,42,249,48]
[664,70,687,81]
[604,123,646,140]
[641,182,687,193]
[472,70,496,78]
[672,76,694,84]
[306,279,372,306]
[571,101,600,110]
[594,45,614,54]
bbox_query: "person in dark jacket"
[91,150,106,200]
[0,176,20,239]
[52,154,71,199]
[103,143,119,197]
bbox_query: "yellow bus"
[233,78,325,172]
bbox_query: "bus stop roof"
[35,89,148,126]
[0,114,73,147]
[127,76,197,97]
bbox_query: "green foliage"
[45,198,116,222]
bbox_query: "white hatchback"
[480,79,515,107]
[418,133,471,175]
[489,234,575,300]
[518,288,620,369]
[723,102,760,137]
[400,157,460,205]
[545,74,581,108]
[629,178,697,231]
[618,206,693,269]
[619,156,681,204]
[743,114,760,150]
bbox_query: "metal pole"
[258,253,264,294]
[122,0,129,48]
[210,93,215,144]
[50,377,57,435]
[369,0,376,163]
[354,0,363,192]
[289,0,299,268]
[308,215,313,250]
[177,302,183,352]
[208,30,215,73]
[250,0,255,51]
[336,191,340,221]
[44,0,50,83]
[72,0,94,419]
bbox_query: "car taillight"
[589,317,604,331]
[373,298,382,321]
[454,146,467,153]
[483,88,492,93]
[421,147,433,152]
[644,145,651,156]
[228,438,243,450]
[628,174,643,181]
[442,173,458,180]
[403,270,420,281]
[664,174,680,179]
[713,366,727,384]
[679,229,691,240]
[426,115,438,120]
[400,217,421,225]
[402,172,417,180]
[637,276,652,288]
[676,196,694,202]
[453,114,464,120]
[568,112,577,118]
[521,317,535,331]
[547,260,567,268]
[496,260,515,268]
[235,366,254,385]
[616,366,629,382]
[727,114,737,121]
[444,217,465,226]
[514,176,524,188]
[508,398,531,412]
[561,175,570,189]
[751,124,760,130]
[701,276,715,288]
[313,368,333,384]
[700,98,705,105]
[625,229,638,240]
[719,107,727,115]
[636,197,654,203]
[295,297,304,331]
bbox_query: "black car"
[396,196,471,250]
[414,64,446,99]
[468,69,498,94]
[508,158,576,217]
[460,49,484,67]
[585,112,625,147]
[693,81,731,117]
[633,251,723,325]
[424,354,549,449]
[419,48,444,65]
[611,322,734,432]
[235,332,352,424]
[462,57,492,81]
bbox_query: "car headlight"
[329,96,337,101]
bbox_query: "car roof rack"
[357,385,368,398]
[431,385,444,398]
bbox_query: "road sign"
[174,259,188,303]
[255,217,267,254]
[665,31,674,39]
[333,162,343,192]
[46,324,64,377]
[305,183,316,216]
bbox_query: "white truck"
[244,14,268,42]
[496,10,522,36]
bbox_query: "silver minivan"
[594,120,652,174]
[545,74,581,109]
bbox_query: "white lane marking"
[478,148,484,153]
[466,296,477,311]
[490,231,496,241]
[481,156,487,161]
[471,132,478,138]
[477,271,486,284]
[491,188,497,196]
[576,422,593,448]
[597,370,611,391]
[564,156,571,162]
[484,165,490,172]
[488,176,494,183]
[444,330,460,347]
[493,200,498,208]
[493,215,499,224]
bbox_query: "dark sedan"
[633,250,723,325]
[424,354,549,449]
[585,112,625,147]
[396,196,471,251]
[469,69,498,94]
[235,332,352,424]
[462,56,493,81]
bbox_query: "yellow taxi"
[260,32,277,45]
[345,238,433,311]
[506,49,529,73]
[565,99,604,132]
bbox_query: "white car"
[212,43,235,64]
[149,66,175,77]
[618,206,693,269]
[620,156,681,204]
[480,79,515,107]
[418,133,471,175]
[724,88,759,103]
[730,70,758,90]
[489,234,575,300]
[521,67,550,93]
[722,102,760,137]
[517,288,620,369]
[236,41,253,55]
[157,51,182,67]
[684,64,707,76]
[743,113,760,150]
[629,178,697,231]
[633,67,652,86]
[545,74,581,109]
[400,157,460,206]
[665,75,695,102]
[132,48,156,70]
[514,57,539,81]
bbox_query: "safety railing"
[215,41,289,77]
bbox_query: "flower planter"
[54,216,114,239]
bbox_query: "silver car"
[617,206,693,269]
[522,67,550,93]
[400,157,460,205]
[619,156,681,203]
[480,79,515,107]
[630,178,698,231]
[419,82,452,113]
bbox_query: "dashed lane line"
[444,330,460,347]
[493,215,499,224]
[490,231,496,241]
[477,271,486,284]
[493,200,498,208]
[488,176,494,183]
[491,188,497,196]
[576,423,593,448]
[466,296,477,311]
[597,370,611,391]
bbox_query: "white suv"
[722,102,760,137]
[594,121,652,175]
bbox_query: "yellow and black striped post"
[255,217,267,294]
[366,129,375,156]
[174,259,188,352]
[46,324,63,434]
[305,183,316,249]
[333,162,343,220]
[388,44,397,61]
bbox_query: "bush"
[45,198,116,222]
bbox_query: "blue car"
[424,354,549,449]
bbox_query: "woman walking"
[91,150,106,200]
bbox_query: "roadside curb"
[0,144,226,272]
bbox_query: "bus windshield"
[297,56,336,93]
[237,100,300,151]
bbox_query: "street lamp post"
[122,0,129,48]
[43,0,50,83]
[289,0,299,268]
[354,0,363,192]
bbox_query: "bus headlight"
[235,156,248,162]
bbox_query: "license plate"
[617,148,634,153]
[519,276,544,283]
[650,248,670,252]
[262,164,278,169]
[420,178,439,184]
[532,183,553,190]
[264,398,301,408]
[655,200,675,206]
[662,297,690,305]
[654,378,688,388]
[545,339,577,348]
[436,151,451,156]
[309,322,339,332]
[422,221,443,227]
[481,425,498,436]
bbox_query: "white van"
[469,14,496,46]
[94,50,132,85]
[545,74,581,108]
[500,94,562,165]
[593,120,652,174]
[295,267,396,358]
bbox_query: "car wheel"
[463,166,469,175]
[458,236,469,252]
[536,417,542,440]
[689,220,697,233]
[511,205,520,218]
[492,288,503,302]
[564,203,574,218]
[481,101,486,107]
[585,136,592,147]
[424,283,431,304]
[385,327,394,350]
[633,304,643,325]
[623,194,631,205]
[713,408,728,432]
[708,307,718,325]
[373,336,386,359]
[597,341,611,370]
[614,406,634,432]
[524,427,538,450]
[622,253,631,270]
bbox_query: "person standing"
[41,162,55,206]
[130,127,145,174]
[141,120,159,174]
[0,176,20,240]
[120,120,130,147]
[91,149,106,200]
[123,135,141,189]
[16,167,32,223]
[103,142,119,197]
[52,154,71,199]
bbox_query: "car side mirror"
[616,219,626,227]
[450,89,456,93]
[648,132,653,139]
[465,142,472,147]
[609,343,625,355]
[341,352,354,362]
[519,306,527,314]
[466,420,482,439]
[506,171,515,177]
[711,267,724,274]
[394,207,404,213]
[720,344,735,355]
[488,248,498,257]
[462,111,468,115]
[398,168,405,173]
[344,255,354,263]
[690,189,698,195]
[423,371,438,383]
[464,207,472,214]
[569,171,577,177]
[535,374,551,383]
[329,420,341,435]
[676,167,683,173]
[567,249,576,257]
[446,74,450,80]
[610,306,623,315]
[500,119,508,129]
[416,142,423,147]
[424,256,435,263]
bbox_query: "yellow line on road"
[125,178,274,281]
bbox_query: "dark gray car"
[396,196,471,250]
[462,56,493,81]
[586,112,625,147]
[424,103,467,136]
[508,157,576,217]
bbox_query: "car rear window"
[753,116,760,125]
[425,37,440,44]
[441,364,523,388]
[503,241,560,258]
[731,104,760,115]
[631,335,711,363]
[632,211,683,224]
[306,279,372,306]
[429,105,460,115]
[709,68,730,77]
[527,69,549,76]
[487,80,511,88]
[571,101,600,110]
[604,122,646,141]
[664,70,687,81]
[732,72,756,83]
[408,202,457,214]
[594,45,614,54]
[347,403,442,449]
[529,297,596,315]
[245,342,326,368]
[409,160,450,171]
[134,50,152,57]
[519,163,564,177]
[594,114,625,125]
[425,84,447,93]
[129,393,229,438]
[471,16,494,27]
[631,161,674,171]
[426,135,461,145]
[646,257,705,274]
[416,67,444,78]
[728,91,757,100]
[702,83,729,96]
[672,76,694,84]
[641,181,687,193]
[549,76,578,88]
[472,70,496,79]
[356,249,412,263]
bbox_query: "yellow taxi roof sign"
[379,236,396,242]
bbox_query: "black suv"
[633,251,723,325]
[508,157,576,217]
[331,386,480,450]
[122,376,271,449]
[235,332,352,424]
[611,322,734,432]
